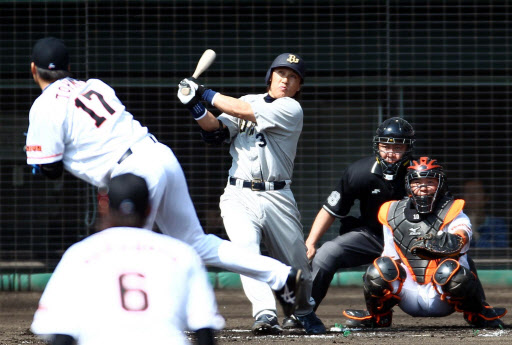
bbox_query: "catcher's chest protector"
[387,197,455,284]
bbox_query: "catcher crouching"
[343,157,507,328]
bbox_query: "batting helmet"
[405,157,448,213]
[265,53,305,85]
[373,117,415,180]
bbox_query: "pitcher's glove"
[410,232,464,260]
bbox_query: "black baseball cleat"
[251,313,283,335]
[296,311,327,334]
[463,303,507,328]
[282,315,302,329]
[274,268,304,317]
[343,309,392,328]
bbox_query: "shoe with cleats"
[296,311,327,334]
[463,303,507,328]
[343,309,392,328]
[251,313,283,335]
[282,315,302,329]
[274,268,304,317]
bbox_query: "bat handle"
[180,72,200,95]
[180,79,192,95]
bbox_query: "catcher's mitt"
[410,232,464,260]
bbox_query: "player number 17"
[75,90,116,127]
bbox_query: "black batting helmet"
[406,157,447,214]
[265,53,305,85]
[373,117,415,180]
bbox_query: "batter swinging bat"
[181,49,216,95]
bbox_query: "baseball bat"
[181,49,217,95]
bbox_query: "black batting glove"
[187,77,206,97]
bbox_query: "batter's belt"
[228,176,288,191]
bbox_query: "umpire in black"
[305,117,415,309]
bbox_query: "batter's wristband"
[202,89,218,106]
[187,102,207,120]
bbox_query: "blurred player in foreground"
[25,37,302,317]
[31,173,225,345]
[177,53,326,335]
[343,157,507,328]
[306,117,415,309]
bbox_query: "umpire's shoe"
[274,268,303,317]
[251,313,283,335]
[343,309,392,328]
[296,311,327,334]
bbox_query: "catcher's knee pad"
[362,257,404,317]
[363,256,406,296]
[433,259,477,299]
[434,260,508,322]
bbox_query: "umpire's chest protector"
[387,197,455,284]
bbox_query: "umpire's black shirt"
[322,156,408,239]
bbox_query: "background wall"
[0,0,510,270]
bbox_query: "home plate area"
[214,287,511,344]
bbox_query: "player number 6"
[119,272,149,312]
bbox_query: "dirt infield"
[1,286,510,344]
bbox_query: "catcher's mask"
[265,53,305,85]
[406,157,447,214]
[373,117,415,181]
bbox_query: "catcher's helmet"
[265,53,305,85]
[373,117,415,180]
[406,157,447,214]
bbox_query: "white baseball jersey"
[382,211,473,317]
[26,78,148,187]
[217,94,315,317]
[31,227,224,345]
[219,93,303,181]
[26,77,293,298]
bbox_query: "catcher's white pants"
[389,256,470,317]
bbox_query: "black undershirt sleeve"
[40,160,64,179]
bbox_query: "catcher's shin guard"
[434,259,507,327]
[467,256,486,301]
[343,257,405,328]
